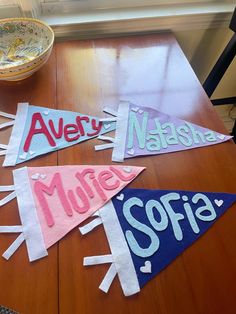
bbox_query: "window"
[0,0,235,38]
[0,0,21,18]
[39,0,233,15]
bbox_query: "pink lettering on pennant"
[98,171,120,190]
[75,169,95,199]
[75,168,109,202]
[24,113,56,152]
[109,166,136,181]
[76,116,89,136]
[49,118,63,139]
[67,187,90,213]
[87,119,102,136]
[64,124,80,142]
[88,172,107,201]
[34,173,73,227]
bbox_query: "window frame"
[0,0,235,39]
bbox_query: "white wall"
[175,28,236,98]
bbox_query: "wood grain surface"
[0,50,58,314]
[0,33,236,314]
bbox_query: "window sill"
[39,3,235,40]
[0,5,21,19]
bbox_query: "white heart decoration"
[104,123,111,130]
[138,109,144,114]
[29,150,35,155]
[123,166,132,173]
[19,152,27,160]
[43,110,49,116]
[131,107,139,112]
[214,199,223,207]
[140,261,152,273]
[40,174,47,180]
[217,134,225,140]
[127,148,134,155]
[116,193,124,201]
[31,173,40,180]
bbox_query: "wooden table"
[0,33,236,314]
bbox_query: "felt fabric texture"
[0,165,144,262]
[96,102,232,162]
[13,167,48,261]
[27,165,144,249]
[2,103,116,166]
[82,188,236,296]
[112,189,236,288]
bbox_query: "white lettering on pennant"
[122,192,218,258]
[127,111,218,152]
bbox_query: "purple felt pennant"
[0,103,116,166]
[81,188,236,296]
[95,102,232,162]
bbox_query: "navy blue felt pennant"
[81,188,236,296]
[112,189,236,288]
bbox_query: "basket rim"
[0,17,54,71]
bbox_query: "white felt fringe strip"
[0,226,23,233]
[92,212,100,217]
[2,233,25,260]
[0,150,6,156]
[0,144,8,150]
[100,117,117,122]
[95,143,115,151]
[103,107,118,117]
[0,185,15,192]
[79,217,102,235]
[95,102,129,161]
[0,111,16,120]
[0,120,14,130]
[111,102,130,162]
[99,263,117,293]
[99,202,140,296]
[0,191,16,206]
[97,135,114,142]
[0,111,15,130]
[81,201,140,296]
[13,167,48,261]
[3,103,28,167]
[83,254,113,265]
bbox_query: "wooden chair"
[203,7,236,142]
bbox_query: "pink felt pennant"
[0,165,144,261]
